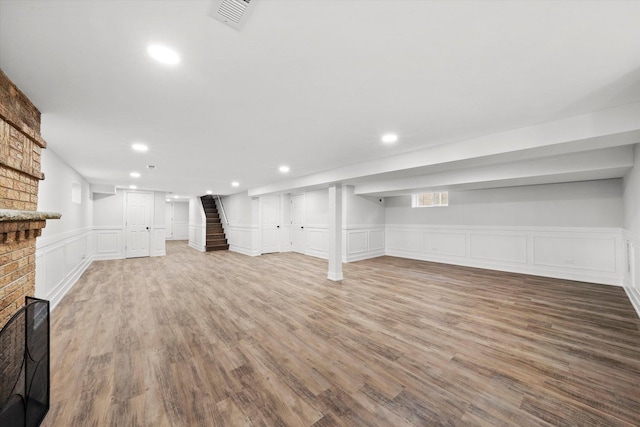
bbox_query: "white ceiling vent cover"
[209,0,256,30]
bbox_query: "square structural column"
[327,184,343,281]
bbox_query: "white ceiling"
[1,0,640,198]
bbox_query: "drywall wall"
[93,191,124,226]
[343,185,385,227]
[38,148,92,237]
[622,144,640,316]
[188,197,206,251]
[342,185,385,262]
[305,189,329,225]
[385,180,623,228]
[221,192,255,225]
[167,201,189,240]
[624,145,640,233]
[36,148,94,306]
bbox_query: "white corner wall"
[188,197,206,252]
[623,144,640,316]
[220,192,260,256]
[385,180,626,287]
[36,148,94,309]
[343,185,386,262]
[166,201,189,240]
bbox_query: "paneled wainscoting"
[188,224,206,252]
[222,224,260,256]
[36,226,166,310]
[624,229,640,315]
[386,225,625,287]
[41,242,640,426]
[343,225,385,262]
[36,227,94,310]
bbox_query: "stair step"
[206,234,225,239]
[201,196,228,251]
[205,244,229,251]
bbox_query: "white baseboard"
[229,245,260,256]
[46,255,93,311]
[344,249,385,263]
[624,287,640,319]
[188,241,205,252]
[386,248,622,287]
[386,225,624,287]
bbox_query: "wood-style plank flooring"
[42,241,640,426]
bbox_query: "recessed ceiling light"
[166,199,171,202]
[174,195,179,199]
[231,181,239,187]
[206,190,212,195]
[279,165,290,173]
[130,172,141,178]
[129,185,137,189]
[381,133,398,144]
[132,143,148,152]
[147,44,180,65]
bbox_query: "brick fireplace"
[0,69,59,328]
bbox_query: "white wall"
[188,197,206,252]
[166,201,189,240]
[342,185,386,262]
[152,192,167,256]
[36,149,94,309]
[93,189,166,259]
[385,180,626,287]
[219,192,260,256]
[385,180,623,227]
[623,144,640,316]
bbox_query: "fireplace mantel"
[0,209,61,222]
[0,209,60,243]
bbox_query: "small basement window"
[412,191,448,208]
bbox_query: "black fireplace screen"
[0,297,50,427]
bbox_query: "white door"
[261,195,280,254]
[126,191,153,258]
[165,202,173,239]
[290,194,305,254]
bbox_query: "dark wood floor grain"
[41,241,640,426]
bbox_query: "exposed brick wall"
[0,69,49,329]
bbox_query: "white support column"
[327,184,343,281]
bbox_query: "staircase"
[200,195,229,251]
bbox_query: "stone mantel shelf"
[0,209,61,222]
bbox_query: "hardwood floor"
[42,241,640,426]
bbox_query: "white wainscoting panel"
[343,226,385,262]
[94,226,124,260]
[423,231,466,257]
[36,227,94,311]
[152,226,166,257]
[624,229,640,319]
[470,233,527,264]
[386,225,624,286]
[224,224,260,256]
[173,222,188,240]
[279,225,292,252]
[188,224,206,252]
[305,225,328,259]
[533,236,616,272]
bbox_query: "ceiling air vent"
[209,0,256,30]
